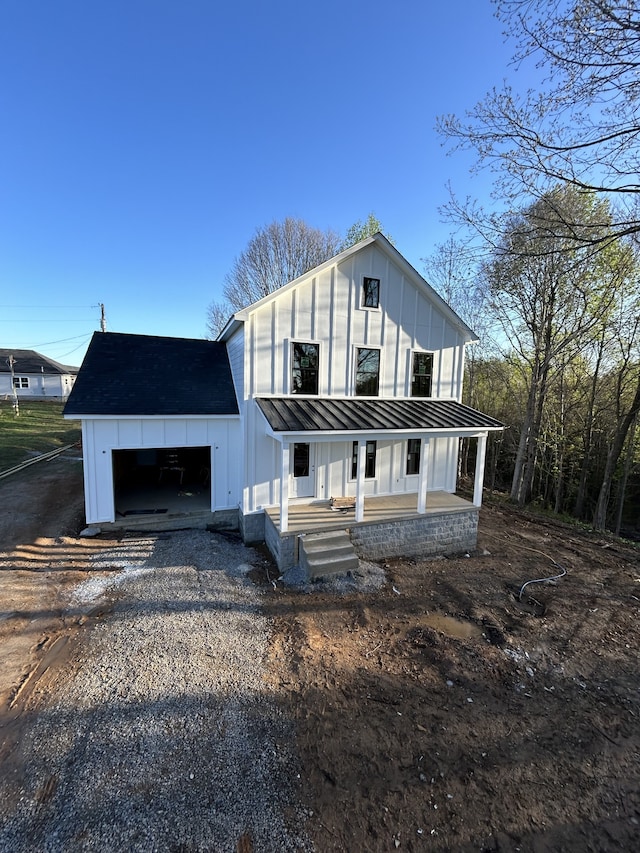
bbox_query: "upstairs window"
[406,438,421,475]
[411,352,433,397]
[351,440,377,479]
[355,347,380,396]
[291,342,319,394]
[361,277,380,308]
[13,376,29,389]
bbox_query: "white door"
[290,442,315,498]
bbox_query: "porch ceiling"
[256,396,504,435]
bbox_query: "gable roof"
[64,332,239,417]
[218,233,477,343]
[257,397,504,435]
[0,349,78,375]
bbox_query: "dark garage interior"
[113,447,211,517]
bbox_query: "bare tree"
[207,218,340,337]
[438,0,640,245]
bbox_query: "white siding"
[236,243,469,512]
[81,417,241,523]
[226,327,245,403]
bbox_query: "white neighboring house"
[66,235,502,571]
[0,349,78,400]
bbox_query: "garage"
[112,446,212,519]
[63,332,241,528]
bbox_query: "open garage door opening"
[113,447,211,519]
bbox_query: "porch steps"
[299,529,359,581]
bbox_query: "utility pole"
[99,303,107,332]
[8,354,19,417]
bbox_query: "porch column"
[417,437,430,514]
[355,439,366,522]
[473,434,488,507]
[280,441,290,532]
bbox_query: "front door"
[290,442,315,498]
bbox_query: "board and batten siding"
[225,326,245,406]
[238,243,468,514]
[245,244,466,399]
[81,417,241,523]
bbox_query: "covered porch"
[264,489,472,535]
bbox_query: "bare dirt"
[1,457,639,851]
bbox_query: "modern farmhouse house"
[65,234,502,574]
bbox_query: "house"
[65,234,503,573]
[0,349,78,400]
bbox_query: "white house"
[65,235,502,573]
[0,349,78,400]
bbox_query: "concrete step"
[299,530,359,581]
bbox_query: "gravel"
[0,530,311,853]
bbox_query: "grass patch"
[0,400,81,472]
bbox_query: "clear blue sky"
[0,0,517,366]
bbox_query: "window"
[406,438,421,475]
[411,352,433,397]
[361,277,380,308]
[293,443,310,477]
[351,440,377,479]
[355,348,380,396]
[13,377,29,389]
[291,342,319,394]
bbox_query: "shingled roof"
[64,332,239,417]
[257,397,504,434]
[0,349,78,375]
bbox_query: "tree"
[438,0,640,246]
[207,218,341,337]
[340,213,394,251]
[484,186,633,506]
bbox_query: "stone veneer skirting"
[262,507,479,573]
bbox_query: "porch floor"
[264,491,474,535]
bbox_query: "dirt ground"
[1,456,639,851]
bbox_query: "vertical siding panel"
[328,267,336,395]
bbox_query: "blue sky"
[0,0,518,366]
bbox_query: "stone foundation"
[349,509,479,561]
[262,507,479,573]
[239,509,266,545]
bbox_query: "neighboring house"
[0,349,78,400]
[65,234,503,573]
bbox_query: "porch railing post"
[417,437,430,514]
[280,441,290,532]
[473,434,488,507]
[356,439,366,522]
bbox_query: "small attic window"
[361,277,380,309]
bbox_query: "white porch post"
[473,434,488,507]
[355,439,366,522]
[417,437,430,514]
[280,441,290,532]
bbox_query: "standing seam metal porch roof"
[256,397,504,434]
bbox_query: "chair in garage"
[158,449,185,485]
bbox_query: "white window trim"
[286,338,322,396]
[408,349,435,398]
[353,344,382,397]
[13,376,30,389]
[359,275,381,311]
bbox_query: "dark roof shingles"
[64,332,238,416]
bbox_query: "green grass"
[0,400,81,472]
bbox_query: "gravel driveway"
[0,530,311,852]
